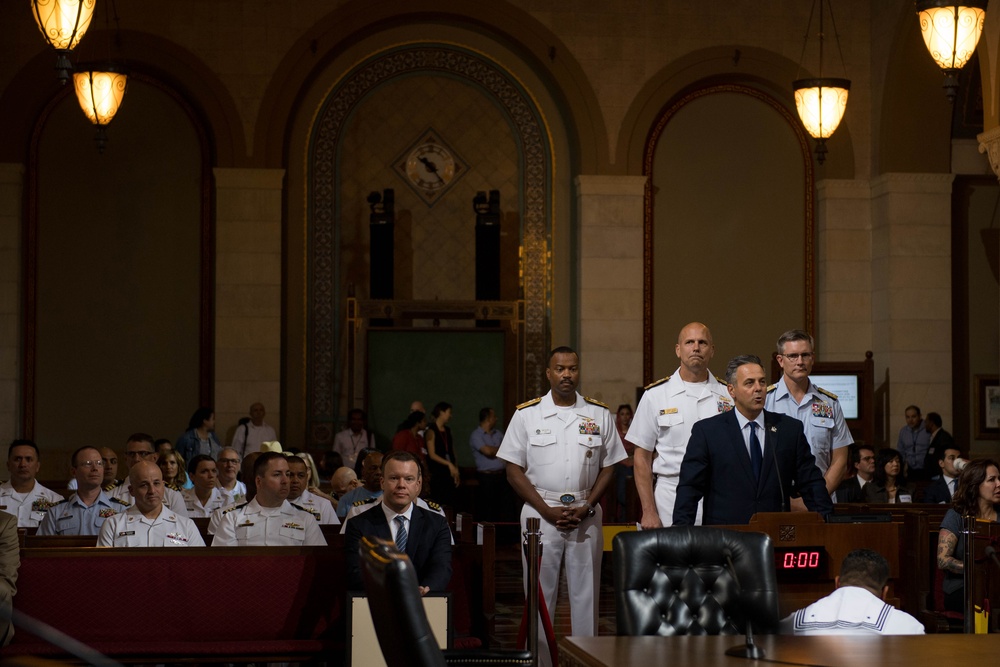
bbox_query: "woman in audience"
[392,410,427,462]
[862,448,914,503]
[936,458,1000,613]
[158,450,192,490]
[175,407,222,462]
[425,401,459,507]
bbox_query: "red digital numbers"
[781,550,820,569]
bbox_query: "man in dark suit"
[921,412,955,474]
[345,450,451,594]
[921,446,963,504]
[673,354,833,525]
[834,443,875,503]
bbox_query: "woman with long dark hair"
[862,448,914,503]
[937,458,1000,613]
[425,402,459,507]
[175,407,222,462]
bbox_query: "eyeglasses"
[781,353,814,361]
[860,456,875,462]
[77,460,105,468]
[219,458,240,465]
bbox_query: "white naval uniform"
[97,505,206,547]
[182,487,234,518]
[780,586,924,635]
[109,480,189,517]
[211,498,327,546]
[497,391,626,667]
[625,370,731,526]
[289,489,339,525]
[765,379,853,487]
[218,480,247,505]
[0,480,64,528]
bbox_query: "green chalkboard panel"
[367,330,506,466]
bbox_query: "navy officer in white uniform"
[498,346,625,667]
[98,460,204,547]
[626,321,731,528]
[212,451,326,546]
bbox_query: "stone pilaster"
[0,165,22,440]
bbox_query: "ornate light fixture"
[916,1,988,102]
[30,0,97,85]
[73,65,127,153]
[793,0,851,165]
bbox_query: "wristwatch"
[585,504,596,518]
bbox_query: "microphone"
[722,548,765,660]
[985,545,1000,570]
[768,427,786,512]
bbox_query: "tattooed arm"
[937,528,963,573]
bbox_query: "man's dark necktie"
[749,421,762,480]
[394,515,408,552]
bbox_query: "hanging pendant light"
[916,1,988,102]
[73,65,127,153]
[793,0,851,165]
[30,0,97,85]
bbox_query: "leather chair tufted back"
[613,527,779,636]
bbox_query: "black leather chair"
[613,526,779,636]
[360,536,532,667]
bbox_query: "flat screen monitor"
[810,374,859,420]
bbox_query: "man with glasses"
[68,446,119,492]
[765,330,853,506]
[216,447,246,503]
[37,446,127,535]
[109,434,188,516]
[835,443,876,503]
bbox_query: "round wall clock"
[405,142,457,193]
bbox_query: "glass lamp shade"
[792,78,851,139]
[31,0,96,51]
[73,67,127,126]
[916,1,987,72]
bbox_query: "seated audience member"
[338,451,384,518]
[317,450,342,486]
[112,434,188,516]
[287,455,339,524]
[353,447,375,478]
[182,455,233,517]
[158,449,192,490]
[211,451,326,546]
[392,411,427,461]
[835,443,876,503]
[922,446,964,504]
[230,402,277,460]
[334,409,374,471]
[922,412,955,473]
[936,458,1000,613]
[97,461,204,547]
[340,464,448,532]
[781,548,924,635]
[38,446,127,535]
[344,451,451,594]
[330,466,360,507]
[100,447,121,489]
[0,440,63,527]
[0,511,16,647]
[862,448,914,503]
[216,447,247,503]
[155,438,173,456]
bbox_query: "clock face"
[405,143,456,192]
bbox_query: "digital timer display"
[773,546,828,578]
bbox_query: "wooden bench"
[7,520,498,661]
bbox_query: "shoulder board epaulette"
[584,396,609,409]
[103,479,123,492]
[816,386,838,400]
[51,498,68,507]
[425,500,441,511]
[166,482,181,492]
[715,375,727,385]
[289,502,308,513]
[110,496,130,507]
[222,502,247,514]
[354,496,379,507]
[644,375,670,390]
[766,384,777,393]
[516,397,542,410]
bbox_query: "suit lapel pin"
[770,426,777,433]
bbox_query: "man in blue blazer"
[345,450,452,593]
[673,354,833,525]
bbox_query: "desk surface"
[559,634,1000,667]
